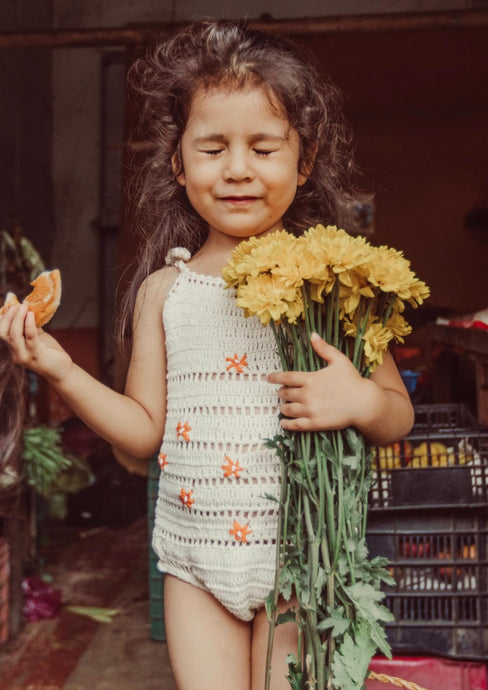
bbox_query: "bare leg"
[164,574,252,690]
[251,596,299,690]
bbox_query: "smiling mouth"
[219,196,259,203]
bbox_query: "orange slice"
[0,269,62,327]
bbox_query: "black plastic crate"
[148,456,165,641]
[409,403,481,433]
[370,404,488,510]
[366,509,488,659]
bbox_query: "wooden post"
[0,10,487,49]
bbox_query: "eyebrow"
[194,133,286,145]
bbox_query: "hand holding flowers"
[269,332,413,444]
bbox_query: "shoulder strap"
[165,247,191,271]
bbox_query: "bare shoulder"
[135,266,180,315]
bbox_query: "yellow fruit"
[373,445,402,470]
[411,442,451,468]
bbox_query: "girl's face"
[175,85,308,246]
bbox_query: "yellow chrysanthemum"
[406,276,430,306]
[272,254,304,290]
[362,321,393,370]
[241,230,297,277]
[385,310,412,344]
[295,245,335,303]
[301,224,374,275]
[338,269,376,318]
[362,245,429,305]
[283,294,305,324]
[342,317,358,338]
[236,273,301,326]
[221,235,261,287]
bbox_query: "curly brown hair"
[0,341,24,473]
[119,19,362,341]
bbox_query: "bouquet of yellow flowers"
[223,225,429,690]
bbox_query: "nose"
[222,146,254,182]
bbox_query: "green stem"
[332,432,345,571]
[264,453,289,690]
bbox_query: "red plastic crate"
[0,538,9,645]
[367,656,488,690]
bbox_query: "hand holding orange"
[0,269,62,327]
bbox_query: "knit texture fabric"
[152,249,283,621]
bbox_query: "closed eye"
[201,149,224,156]
[254,149,275,156]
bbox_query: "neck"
[188,234,240,276]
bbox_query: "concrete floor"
[0,517,177,690]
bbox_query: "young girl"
[0,20,414,690]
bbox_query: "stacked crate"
[367,403,488,659]
[147,456,165,641]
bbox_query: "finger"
[309,332,342,364]
[0,306,19,336]
[267,370,306,387]
[24,310,39,341]
[279,416,313,432]
[280,401,306,419]
[276,386,303,403]
[9,304,28,340]
[5,306,34,364]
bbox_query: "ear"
[297,144,318,187]
[171,151,185,187]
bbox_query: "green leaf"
[354,538,369,563]
[317,610,350,637]
[343,426,364,454]
[314,566,327,599]
[369,556,396,586]
[342,454,360,470]
[317,432,336,457]
[344,581,394,658]
[286,654,305,690]
[262,492,279,503]
[331,626,376,690]
[278,566,294,601]
[368,617,393,658]
[276,608,297,626]
[67,606,120,624]
[347,581,394,623]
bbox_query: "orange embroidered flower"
[158,452,168,470]
[179,488,194,509]
[176,421,191,442]
[225,353,248,373]
[229,520,252,543]
[222,455,244,479]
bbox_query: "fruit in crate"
[373,444,401,470]
[410,441,451,468]
[373,441,413,470]
[0,269,61,327]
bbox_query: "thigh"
[251,596,299,690]
[164,574,252,690]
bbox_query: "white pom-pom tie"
[166,247,191,266]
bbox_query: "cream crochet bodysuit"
[152,248,283,621]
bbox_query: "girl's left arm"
[267,332,414,445]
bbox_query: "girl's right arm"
[0,268,176,459]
